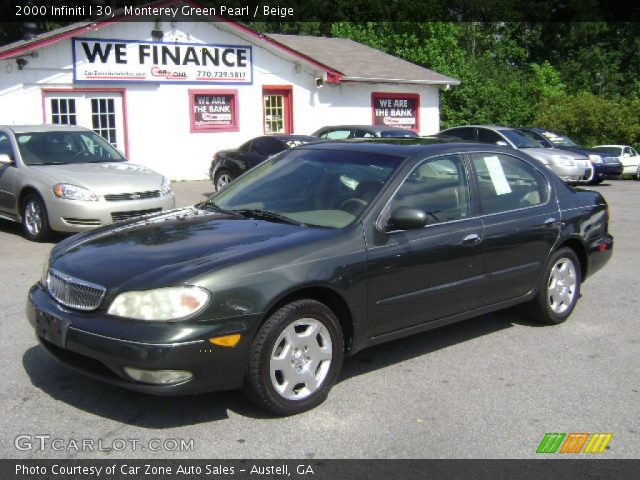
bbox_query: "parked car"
[210,135,317,191]
[518,128,623,184]
[592,145,640,180]
[439,125,593,183]
[312,125,418,139]
[28,139,613,415]
[0,125,174,241]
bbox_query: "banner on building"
[73,38,253,84]
[372,92,419,131]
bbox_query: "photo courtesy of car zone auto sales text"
[0,1,638,479]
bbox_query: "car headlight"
[161,176,172,195]
[588,154,603,164]
[107,286,210,321]
[53,184,98,201]
[551,155,575,167]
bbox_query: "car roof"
[0,124,90,133]
[270,134,318,142]
[593,144,626,148]
[294,137,518,157]
[315,125,414,132]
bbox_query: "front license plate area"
[36,311,70,348]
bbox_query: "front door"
[366,153,485,337]
[43,91,126,152]
[0,131,18,215]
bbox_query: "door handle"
[544,217,560,228]
[462,233,482,245]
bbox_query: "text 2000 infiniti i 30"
[27,139,613,415]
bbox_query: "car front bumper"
[593,162,623,179]
[46,192,176,233]
[26,282,260,395]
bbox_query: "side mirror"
[0,154,13,165]
[623,152,631,157]
[388,206,428,231]
[495,141,508,147]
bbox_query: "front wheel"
[214,170,234,191]
[528,248,581,325]
[21,193,51,242]
[243,299,344,416]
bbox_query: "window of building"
[50,98,77,125]
[263,86,292,134]
[91,98,117,146]
[471,153,549,215]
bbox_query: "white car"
[593,145,640,179]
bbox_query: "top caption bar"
[2,0,640,23]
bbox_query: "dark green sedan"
[26,139,613,415]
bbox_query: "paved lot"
[0,179,638,459]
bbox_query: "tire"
[243,299,344,416]
[21,193,51,242]
[589,177,604,185]
[528,247,581,325]
[214,170,234,191]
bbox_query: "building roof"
[268,34,460,86]
[0,0,459,87]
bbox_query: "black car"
[27,139,613,415]
[312,124,418,140]
[209,135,317,191]
[518,128,623,184]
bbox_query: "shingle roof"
[268,34,460,86]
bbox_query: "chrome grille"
[111,208,162,223]
[46,268,106,311]
[104,190,161,201]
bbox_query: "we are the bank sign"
[72,38,253,84]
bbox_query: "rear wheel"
[528,248,581,325]
[589,177,604,185]
[214,170,234,191]
[243,299,344,416]
[21,193,51,242]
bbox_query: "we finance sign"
[72,38,253,84]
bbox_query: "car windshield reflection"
[16,131,126,165]
[209,148,403,228]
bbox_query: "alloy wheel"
[269,318,333,401]
[547,257,578,314]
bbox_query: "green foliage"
[534,93,640,147]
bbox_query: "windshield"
[535,130,579,148]
[209,148,402,228]
[500,129,540,149]
[16,130,126,165]
[594,146,622,156]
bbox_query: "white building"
[0,1,459,180]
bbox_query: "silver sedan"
[0,125,175,241]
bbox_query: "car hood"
[49,207,337,292]
[28,162,164,195]
[519,147,587,162]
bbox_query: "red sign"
[372,93,419,131]
[189,90,238,133]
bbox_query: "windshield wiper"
[233,208,306,227]
[197,201,241,216]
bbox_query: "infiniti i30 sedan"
[0,125,175,241]
[27,139,613,415]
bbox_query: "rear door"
[469,152,560,305]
